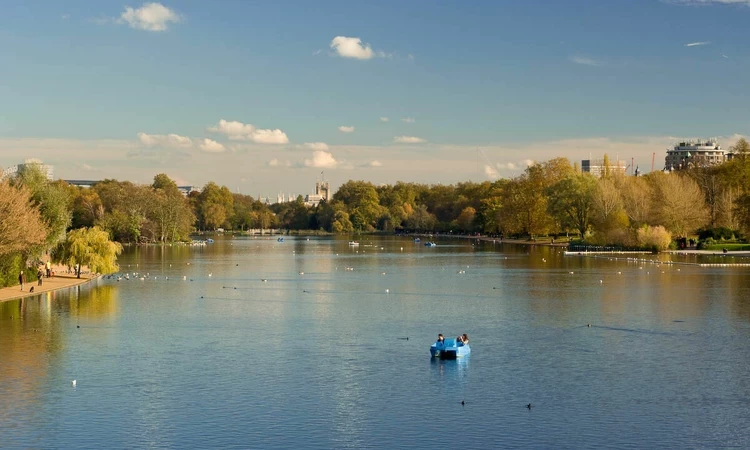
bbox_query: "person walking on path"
[46,261,51,278]
[37,269,44,286]
[19,271,24,291]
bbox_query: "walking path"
[0,264,97,303]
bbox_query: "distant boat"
[424,242,437,247]
[348,241,360,246]
[430,337,470,359]
[413,238,421,243]
[206,238,214,244]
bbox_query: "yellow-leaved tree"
[53,227,123,278]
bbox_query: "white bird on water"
[72,380,76,387]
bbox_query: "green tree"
[546,173,598,237]
[53,226,123,278]
[333,181,382,230]
[149,174,195,242]
[13,164,72,249]
[196,182,234,230]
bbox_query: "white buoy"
[385,289,390,293]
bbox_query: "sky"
[1,0,749,197]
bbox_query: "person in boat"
[456,335,464,345]
[437,334,445,346]
[462,333,469,344]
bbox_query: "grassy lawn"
[702,243,750,251]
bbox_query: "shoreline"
[0,267,99,303]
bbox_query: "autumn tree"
[0,180,48,256]
[456,206,477,232]
[648,172,708,237]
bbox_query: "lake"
[2,235,750,449]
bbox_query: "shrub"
[698,227,737,241]
[637,225,671,252]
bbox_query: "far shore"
[409,233,750,255]
[0,264,98,303]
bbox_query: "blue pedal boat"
[430,337,470,359]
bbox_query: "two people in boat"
[436,333,469,345]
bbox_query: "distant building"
[304,180,331,207]
[581,159,626,178]
[664,138,731,171]
[1,159,54,181]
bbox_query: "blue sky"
[1,0,749,196]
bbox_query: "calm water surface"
[2,236,750,449]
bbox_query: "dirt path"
[0,264,97,303]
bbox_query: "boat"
[424,242,437,247]
[348,241,360,246]
[206,238,214,244]
[430,337,470,359]
[413,238,421,243]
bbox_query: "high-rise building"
[1,159,54,181]
[664,139,730,171]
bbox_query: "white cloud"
[137,132,193,148]
[569,56,599,66]
[484,164,499,179]
[199,138,226,153]
[304,150,338,168]
[685,41,711,46]
[304,142,329,151]
[268,158,291,167]
[118,2,181,32]
[393,136,426,144]
[368,160,382,167]
[330,36,375,60]
[401,117,415,123]
[338,125,355,133]
[209,119,289,144]
[252,129,290,144]
[380,117,389,122]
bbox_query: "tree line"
[2,138,749,286]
